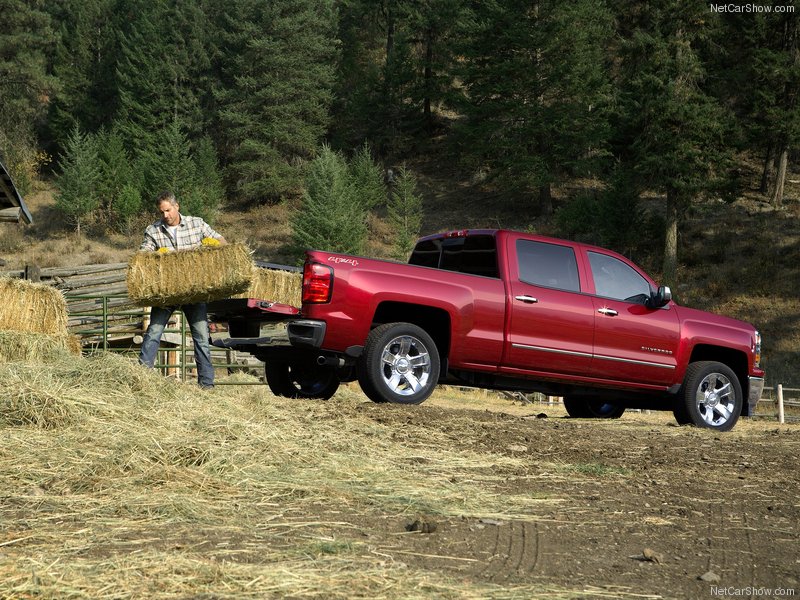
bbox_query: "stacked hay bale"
[235,266,303,307]
[0,276,81,361]
[127,242,254,306]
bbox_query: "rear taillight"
[753,331,762,368]
[302,262,333,304]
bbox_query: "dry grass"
[127,243,253,306]
[0,277,69,335]
[235,267,302,306]
[0,353,576,599]
[0,330,80,364]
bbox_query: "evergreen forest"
[1,0,798,282]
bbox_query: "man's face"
[158,200,180,227]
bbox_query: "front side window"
[588,251,651,302]
[516,240,580,292]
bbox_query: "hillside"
[1,156,798,386]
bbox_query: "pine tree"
[96,127,136,226]
[350,143,387,209]
[137,119,197,209]
[214,0,339,204]
[614,1,733,284]
[291,145,368,258]
[716,9,799,206]
[453,0,614,215]
[56,127,101,235]
[0,0,56,193]
[45,0,119,149]
[387,166,423,260]
[115,0,209,155]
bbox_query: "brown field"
[1,351,798,599]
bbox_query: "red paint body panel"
[299,230,763,395]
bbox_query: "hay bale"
[0,277,69,335]
[235,267,302,306]
[0,330,81,363]
[127,243,254,306]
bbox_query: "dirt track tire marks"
[480,521,540,580]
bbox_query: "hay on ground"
[127,243,254,306]
[0,329,81,363]
[0,276,69,335]
[234,266,302,306]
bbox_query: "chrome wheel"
[358,323,441,405]
[679,361,743,431]
[695,372,735,427]
[380,335,432,396]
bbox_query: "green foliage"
[55,127,101,235]
[387,166,423,260]
[0,0,56,193]
[555,174,653,256]
[115,0,209,155]
[350,143,386,209]
[190,136,225,220]
[114,183,143,232]
[452,0,614,213]
[96,128,137,226]
[291,145,368,258]
[215,0,339,204]
[45,0,119,149]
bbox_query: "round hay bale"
[127,243,254,306]
[0,277,69,335]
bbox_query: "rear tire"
[265,359,339,400]
[563,396,625,419]
[678,361,742,431]
[357,322,440,405]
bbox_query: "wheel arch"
[372,301,451,362]
[688,344,751,415]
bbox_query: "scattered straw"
[0,276,69,335]
[235,267,302,306]
[126,243,254,306]
[0,330,81,363]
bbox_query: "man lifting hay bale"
[131,190,244,389]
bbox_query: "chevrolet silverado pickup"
[209,229,765,431]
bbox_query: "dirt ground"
[312,396,800,599]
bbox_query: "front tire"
[357,322,440,405]
[563,396,625,419]
[678,361,742,431]
[265,359,340,400]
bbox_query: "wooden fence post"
[777,384,785,424]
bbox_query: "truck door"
[586,251,680,385]
[503,239,595,377]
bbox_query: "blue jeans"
[138,303,215,387]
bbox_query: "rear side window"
[516,240,580,292]
[409,235,499,278]
[588,251,651,301]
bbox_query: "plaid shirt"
[140,214,223,251]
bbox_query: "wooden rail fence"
[1,261,799,412]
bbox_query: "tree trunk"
[423,26,434,133]
[771,145,789,207]
[663,188,679,287]
[759,142,774,194]
[539,184,552,216]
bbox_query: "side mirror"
[648,285,672,309]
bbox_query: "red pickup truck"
[210,229,764,431]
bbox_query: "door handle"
[597,307,618,316]
[515,295,539,304]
